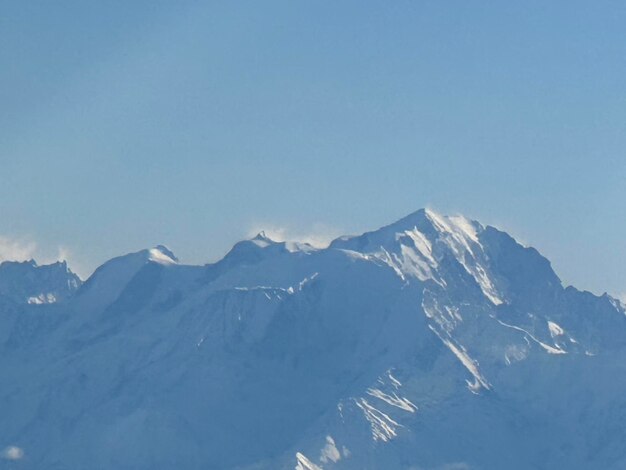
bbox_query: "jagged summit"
[252,230,271,240]
[378,207,449,233]
[249,230,277,247]
[330,208,480,252]
[0,258,81,305]
[220,231,317,268]
[0,258,39,268]
[330,208,505,304]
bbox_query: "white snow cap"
[148,245,179,264]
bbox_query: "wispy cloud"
[0,236,38,262]
[0,235,84,276]
[247,223,343,248]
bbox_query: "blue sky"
[1,1,625,297]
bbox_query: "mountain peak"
[0,258,81,305]
[148,245,178,264]
[249,231,277,248]
[253,230,268,240]
[329,208,502,304]
[74,246,179,312]
[394,207,430,224]
[386,208,483,239]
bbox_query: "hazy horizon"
[2,1,625,299]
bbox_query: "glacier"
[1,209,625,470]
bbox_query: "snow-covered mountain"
[1,209,625,470]
[0,259,81,305]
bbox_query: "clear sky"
[1,1,625,298]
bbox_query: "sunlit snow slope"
[1,209,625,470]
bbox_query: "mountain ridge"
[0,209,624,469]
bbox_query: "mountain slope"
[0,210,624,470]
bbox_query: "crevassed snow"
[448,214,481,244]
[334,208,505,305]
[426,210,503,305]
[387,370,402,389]
[366,388,417,412]
[405,228,436,262]
[428,325,491,392]
[295,452,322,470]
[496,318,566,355]
[355,398,401,442]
